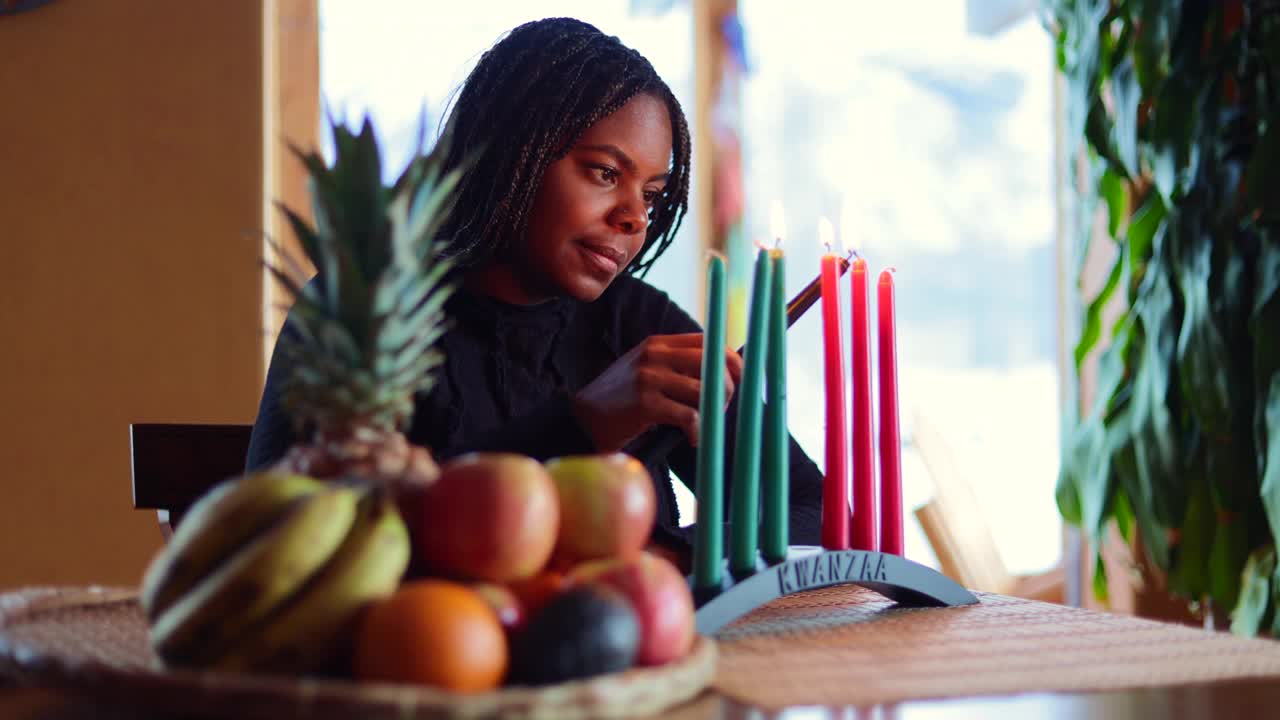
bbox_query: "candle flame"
[817,216,835,254]
[770,200,787,246]
[840,197,856,254]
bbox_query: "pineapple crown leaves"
[266,115,466,436]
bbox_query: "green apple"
[544,453,656,564]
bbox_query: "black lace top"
[246,274,824,549]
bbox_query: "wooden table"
[5,677,1280,719]
[7,582,1280,719]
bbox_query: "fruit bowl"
[0,586,716,719]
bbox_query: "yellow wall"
[0,1,266,588]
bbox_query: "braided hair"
[437,17,691,277]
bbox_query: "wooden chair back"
[129,423,253,537]
[911,412,1065,604]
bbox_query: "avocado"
[508,583,640,685]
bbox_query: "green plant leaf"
[1114,418,1171,569]
[1273,549,1280,637]
[1093,547,1109,603]
[1130,0,1175,92]
[1168,445,1210,601]
[1099,314,1136,418]
[1114,484,1136,543]
[1149,74,1204,204]
[1082,419,1114,537]
[1110,58,1142,177]
[1167,0,1211,70]
[1207,417,1261,517]
[1059,0,1111,142]
[274,203,322,267]
[1074,248,1124,370]
[1176,238,1234,434]
[1261,375,1280,542]
[1126,195,1167,273]
[1244,109,1274,221]
[1131,267,1187,533]
[1100,169,1129,239]
[1231,546,1275,636]
[1071,187,1101,287]
[1056,451,1085,526]
[1263,15,1280,97]
[1087,100,1127,173]
[1072,196,1166,377]
[1101,317,1172,571]
[1209,514,1249,612]
[1254,242,1280,476]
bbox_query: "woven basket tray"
[0,586,715,719]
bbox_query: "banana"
[141,471,323,621]
[209,488,411,674]
[149,484,360,667]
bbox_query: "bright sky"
[742,1,1054,257]
[319,1,693,174]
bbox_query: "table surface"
[6,580,1280,719]
[5,677,1280,719]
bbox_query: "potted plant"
[1047,0,1279,634]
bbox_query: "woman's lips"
[578,242,624,275]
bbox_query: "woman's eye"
[594,166,619,183]
[643,189,660,205]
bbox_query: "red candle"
[878,269,904,555]
[849,257,877,551]
[818,222,849,550]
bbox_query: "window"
[318,2,1062,575]
[739,1,1060,574]
[318,0,702,314]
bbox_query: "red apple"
[416,453,558,583]
[544,454,655,564]
[570,551,695,666]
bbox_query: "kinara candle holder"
[690,545,977,635]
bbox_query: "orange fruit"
[353,580,507,692]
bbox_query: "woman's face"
[519,92,673,303]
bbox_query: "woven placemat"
[0,587,715,719]
[712,585,1280,709]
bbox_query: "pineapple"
[266,117,462,491]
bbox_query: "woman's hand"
[572,333,743,452]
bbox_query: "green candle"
[693,252,727,590]
[729,249,772,574]
[762,248,789,562]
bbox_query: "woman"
[248,17,823,558]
